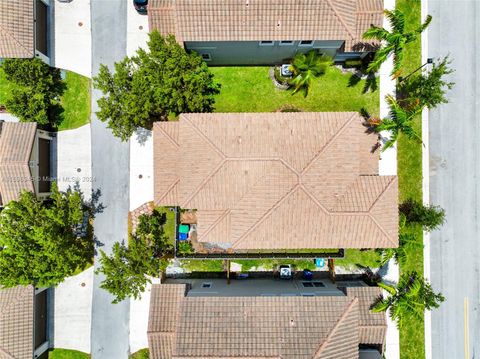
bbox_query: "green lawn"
[58,71,91,131]
[335,249,382,270]
[0,67,90,131]
[130,349,149,359]
[211,66,379,115]
[48,349,90,359]
[395,1,425,358]
[156,207,176,247]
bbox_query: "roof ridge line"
[156,123,180,149]
[367,175,397,212]
[325,0,356,41]
[197,209,230,241]
[0,25,32,58]
[0,346,15,359]
[180,159,226,208]
[368,213,398,247]
[311,297,358,359]
[301,113,358,175]
[184,116,227,160]
[231,184,300,248]
[299,184,329,214]
[155,178,180,205]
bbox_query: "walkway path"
[89,1,130,358]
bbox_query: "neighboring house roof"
[154,113,398,250]
[346,286,387,345]
[0,286,34,359]
[0,122,37,206]
[148,283,386,359]
[148,0,383,51]
[0,0,35,58]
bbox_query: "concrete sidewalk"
[53,0,92,77]
[378,0,400,358]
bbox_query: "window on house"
[299,40,314,46]
[201,53,212,61]
[302,281,325,288]
[280,40,294,45]
[259,41,274,46]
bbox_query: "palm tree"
[374,95,423,150]
[373,272,445,328]
[289,51,332,97]
[378,232,422,266]
[363,10,432,75]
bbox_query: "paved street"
[428,1,480,358]
[90,1,130,358]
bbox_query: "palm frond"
[363,26,389,41]
[416,14,432,34]
[385,9,406,33]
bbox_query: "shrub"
[177,241,194,255]
[399,199,446,231]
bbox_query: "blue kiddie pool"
[178,232,188,241]
[315,258,325,268]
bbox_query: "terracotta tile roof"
[0,286,34,359]
[0,0,34,58]
[346,287,387,345]
[148,284,362,359]
[148,0,383,51]
[0,122,37,206]
[154,113,398,250]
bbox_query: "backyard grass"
[58,71,91,131]
[395,1,425,358]
[335,249,382,270]
[211,66,379,115]
[0,67,90,131]
[48,349,90,359]
[156,207,176,246]
[130,348,149,359]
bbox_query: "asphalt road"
[89,1,130,358]
[428,1,480,358]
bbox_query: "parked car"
[133,0,148,14]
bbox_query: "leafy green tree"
[373,272,445,328]
[289,51,332,97]
[402,57,455,109]
[363,10,432,75]
[374,95,423,150]
[1,58,64,125]
[400,199,446,231]
[96,210,172,303]
[0,184,92,288]
[94,31,220,141]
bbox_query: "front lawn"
[48,349,90,359]
[0,67,91,131]
[211,66,379,115]
[156,207,176,247]
[58,71,91,131]
[130,349,149,359]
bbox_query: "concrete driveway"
[53,0,92,77]
[54,124,92,200]
[127,0,149,56]
[52,267,94,353]
[130,129,153,211]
